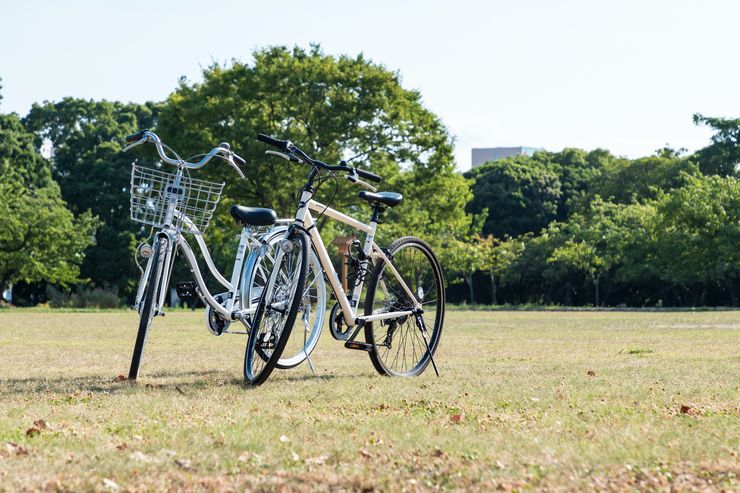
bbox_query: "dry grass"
[2,309,740,492]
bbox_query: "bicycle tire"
[275,247,325,369]
[243,231,308,385]
[128,235,169,380]
[364,236,445,377]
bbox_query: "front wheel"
[243,231,308,385]
[128,235,169,380]
[364,236,445,377]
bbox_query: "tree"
[438,239,484,305]
[0,178,98,294]
[477,235,499,305]
[693,113,740,177]
[464,155,562,238]
[656,174,740,305]
[157,45,475,246]
[24,99,162,301]
[591,152,699,206]
[0,104,98,295]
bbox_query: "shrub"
[46,285,123,309]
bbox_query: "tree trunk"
[594,276,600,307]
[490,273,497,305]
[463,273,474,305]
[731,286,736,307]
[565,281,572,306]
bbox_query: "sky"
[1,0,738,171]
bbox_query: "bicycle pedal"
[176,281,197,299]
[344,341,373,352]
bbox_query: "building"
[471,146,545,168]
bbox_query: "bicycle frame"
[133,213,289,324]
[297,194,422,330]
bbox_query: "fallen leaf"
[359,449,372,458]
[433,449,444,458]
[175,386,185,395]
[129,451,153,462]
[103,478,119,489]
[450,414,462,423]
[174,458,192,470]
[279,435,290,443]
[239,451,250,462]
[379,403,389,410]
[6,443,28,455]
[680,405,692,414]
[305,455,328,465]
[117,375,126,381]
[33,420,51,431]
[587,371,596,377]
[26,427,41,437]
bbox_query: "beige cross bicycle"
[243,134,445,385]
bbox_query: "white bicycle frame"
[133,207,290,325]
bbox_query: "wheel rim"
[245,236,305,381]
[369,241,443,376]
[277,249,325,368]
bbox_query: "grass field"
[2,308,740,492]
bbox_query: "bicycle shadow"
[0,368,380,396]
[0,369,236,397]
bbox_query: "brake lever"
[228,157,245,179]
[122,136,148,152]
[265,150,303,163]
[344,174,377,192]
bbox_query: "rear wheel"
[128,235,169,380]
[276,247,326,369]
[364,236,445,377]
[243,231,308,385]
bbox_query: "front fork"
[132,232,174,316]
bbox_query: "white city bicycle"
[243,134,445,385]
[122,130,325,380]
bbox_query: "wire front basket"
[130,164,225,235]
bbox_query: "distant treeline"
[1,45,739,308]
[444,114,740,307]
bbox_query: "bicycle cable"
[299,165,339,228]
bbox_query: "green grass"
[2,309,740,491]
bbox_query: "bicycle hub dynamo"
[140,244,153,258]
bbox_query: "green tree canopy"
[693,113,740,177]
[464,154,562,238]
[591,152,699,205]
[157,45,475,244]
[24,99,161,301]
[0,105,98,295]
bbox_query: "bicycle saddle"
[357,191,403,208]
[229,205,277,227]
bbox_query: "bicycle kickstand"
[414,313,440,377]
[303,313,317,376]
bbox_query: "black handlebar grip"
[257,133,288,151]
[233,154,246,167]
[125,129,147,143]
[357,168,382,183]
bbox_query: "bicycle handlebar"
[257,133,383,184]
[122,130,246,178]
